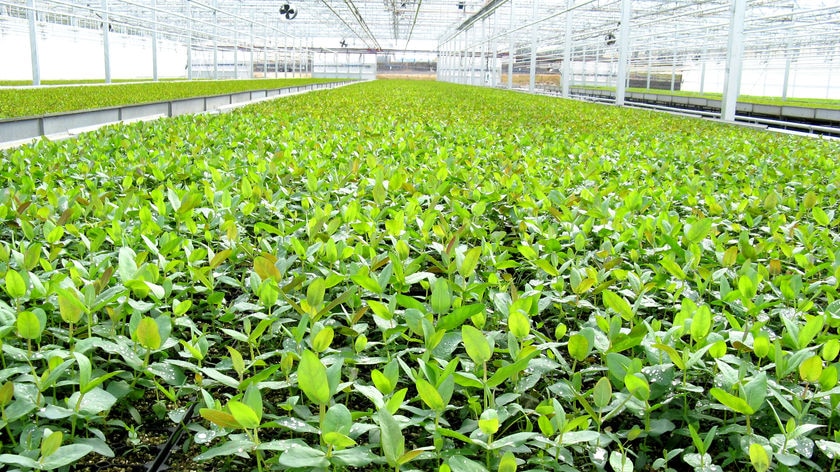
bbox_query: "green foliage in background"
[1,80,839,471]
[0,78,346,119]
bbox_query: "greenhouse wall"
[0,16,187,80]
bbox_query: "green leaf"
[624,373,650,402]
[41,430,63,458]
[568,333,591,362]
[298,350,330,405]
[209,248,232,269]
[387,388,407,415]
[534,258,559,276]
[416,378,445,411]
[0,454,39,469]
[710,387,755,415]
[16,310,43,340]
[738,275,757,302]
[371,369,394,394]
[478,409,500,435]
[118,247,138,282]
[799,355,823,383]
[57,289,85,324]
[323,431,356,449]
[378,407,405,467]
[459,246,482,278]
[331,447,378,467]
[135,317,162,350]
[226,346,246,377]
[0,381,14,406]
[462,325,492,365]
[5,270,26,298]
[798,315,824,350]
[367,299,392,320]
[486,350,539,388]
[431,278,451,315]
[508,309,530,339]
[228,400,260,429]
[277,444,329,468]
[323,403,353,436]
[609,450,634,472]
[254,255,281,282]
[660,255,686,279]
[312,325,334,353]
[351,273,383,294]
[749,443,771,472]
[593,377,612,409]
[200,408,241,429]
[684,218,712,245]
[41,444,95,470]
[242,384,263,424]
[306,277,326,309]
[195,439,255,461]
[690,305,712,344]
[742,373,767,412]
[73,352,92,391]
[498,451,517,472]
[652,343,686,370]
[448,455,490,472]
[813,206,829,226]
[602,290,633,321]
[438,303,485,331]
[397,449,426,466]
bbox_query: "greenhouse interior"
[1,1,840,471]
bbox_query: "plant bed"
[1,80,840,472]
[0,78,348,120]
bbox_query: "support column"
[27,0,40,85]
[528,0,538,92]
[561,0,573,97]
[233,9,239,79]
[102,0,111,83]
[212,0,219,80]
[615,0,632,106]
[507,0,514,89]
[721,0,746,122]
[462,30,468,84]
[670,27,678,92]
[782,35,793,100]
[481,18,487,86]
[152,0,159,81]
[249,17,255,78]
[186,0,192,80]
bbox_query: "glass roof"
[0,0,837,56]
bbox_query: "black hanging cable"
[319,0,373,49]
[342,0,381,50]
[403,0,423,51]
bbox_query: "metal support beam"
[27,0,40,85]
[250,17,255,79]
[507,0,514,89]
[721,0,746,122]
[102,0,111,83]
[152,0,159,81]
[782,34,793,100]
[561,0,573,97]
[615,0,632,106]
[212,0,219,80]
[186,0,192,80]
[529,0,537,92]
